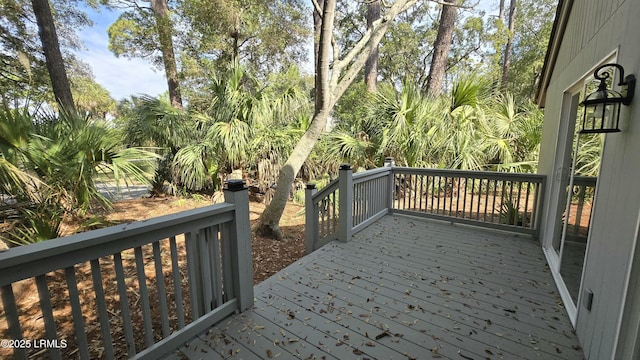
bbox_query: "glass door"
[553,69,612,318]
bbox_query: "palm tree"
[426,76,494,170]
[170,62,257,191]
[0,102,158,245]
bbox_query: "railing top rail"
[352,167,392,184]
[392,166,546,182]
[311,178,339,202]
[0,203,236,285]
[572,176,598,185]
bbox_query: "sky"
[75,6,166,101]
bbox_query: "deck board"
[174,215,584,359]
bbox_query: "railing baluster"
[185,232,201,319]
[220,226,235,301]
[524,182,532,228]
[436,176,441,214]
[410,174,416,210]
[462,178,468,218]
[152,241,171,337]
[332,191,336,233]
[445,176,450,214]
[1,285,27,360]
[318,199,324,237]
[359,182,363,223]
[469,178,476,219]
[325,197,330,236]
[500,179,507,223]
[418,174,422,212]
[134,247,154,347]
[90,259,115,359]
[516,181,523,227]
[169,236,186,328]
[198,229,213,313]
[483,179,490,222]
[64,266,91,359]
[476,179,483,220]
[492,179,499,223]
[400,173,406,210]
[113,253,136,356]
[35,275,61,360]
[352,184,357,225]
[455,176,462,217]
[209,226,224,308]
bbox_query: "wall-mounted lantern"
[579,63,636,133]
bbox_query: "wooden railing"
[391,167,546,237]
[305,161,547,252]
[563,176,597,243]
[305,164,393,253]
[305,178,339,253]
[0,180,253,360]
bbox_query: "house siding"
[538,0,640,358]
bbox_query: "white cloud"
[74,7,166,101]
[77,47,167,101]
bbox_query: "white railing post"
[305,183,318,254]
[338,164,353,242]
[223,179,254,311]
[384,157,395,212]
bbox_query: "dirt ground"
[0,194,306,359]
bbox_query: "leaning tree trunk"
[425,0,458,98]
[255,0,419,240]
[150,0,182,108]
[365,0,381,92]
[501,0,517,90]
[256,0,336,240]
[31,0,75,112]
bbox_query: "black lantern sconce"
[579,63,636,133]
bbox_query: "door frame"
[542,53,617,325]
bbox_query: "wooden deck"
[173,214,584,360]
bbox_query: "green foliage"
[71,76,117,118]
[500,198,524,226]
[0,102,158,245]
[377,3,437,87]
[0,0,99,104]
[326,76,544,173]
[108,10,159,63]
[501,0,557,100]
[119,62,314,193]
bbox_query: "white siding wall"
[538,0,640,358]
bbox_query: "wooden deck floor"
[173,215,584,360]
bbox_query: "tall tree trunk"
[365,0,380,92]
[31,0,75,112]
[150,0,182,108]
[498,0,505,21]
[255,0,419,239]
[501,0,516,89]
[256,0,337,240]
[313,0,325,105]
[426,0,458,97]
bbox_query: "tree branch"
[311,0,322,15]
[330,0,419,105]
